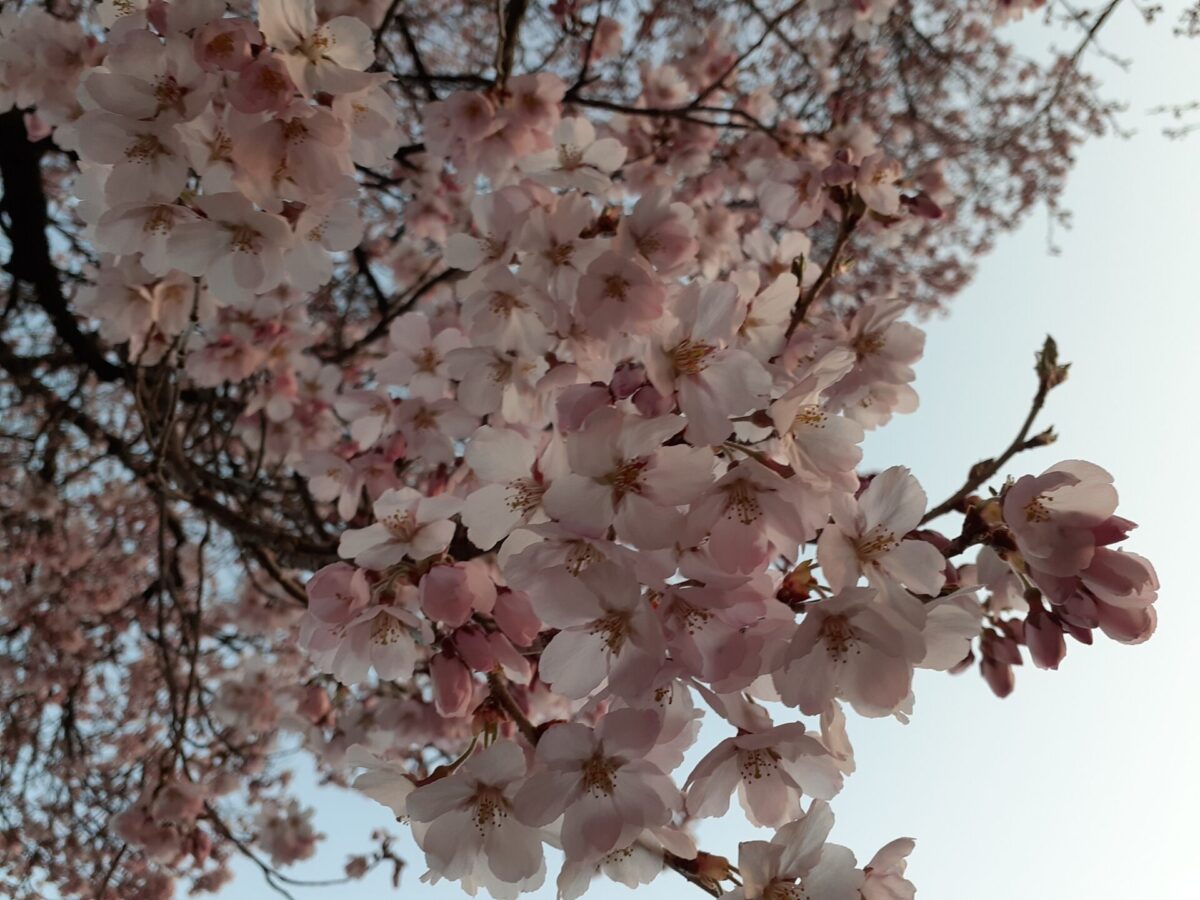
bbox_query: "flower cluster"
[0,0,1160,898]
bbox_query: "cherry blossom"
[535,561,666,700]
[861,838,917,900]
[406,741,546,897]
[775,587,926,717]
[644,281,772,446]
[258,0,376,96]
[541,408,713,549]
[166,192,293,304]
[519,117,627,193]
[338,487,462,569]
[514,709,678,861]
[817,466,947,596]
[685,721,844,827]
[727,801,864,900]
[0,2,1168,896]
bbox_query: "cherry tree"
[0,0,1162,898]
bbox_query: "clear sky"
[218,6,1200,898]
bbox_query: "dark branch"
[0,110,124,383]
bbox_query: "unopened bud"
[778,560,819,606]
[1036,335,1070,388]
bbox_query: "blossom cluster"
[0,1,1160,898]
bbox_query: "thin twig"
[921,336,1065,524]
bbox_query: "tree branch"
[494,0,531,89]
[921,336,1065,524]
[0,110,124,383]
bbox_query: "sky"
[218,6,1200,898]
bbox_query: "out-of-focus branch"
[494,0,531,89]
[690,0,808,107]
[0,110,123,383]
[324,266,460,363]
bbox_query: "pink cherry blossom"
[298,563,429,683]
[166,192,292,304]
[461,425,559,550]
[85,30,216,122]
[686,721,843,827]
[376,313,469,399]
[519,117,627,193]
[775,587,926,717]
[228,51,296,114]
[259,0,376,95]
[77,113,190,203]
[406,741,546,896]
[192,17,259,73]
[517,191,602,304]
[861,838,917,900]
[576,250,666,337]
[535,561,665,700]
[758,158,826,228]
[688,459,823,573]
[727,802,864,900]
[541,408,713,549]
[338,487,461,569]
[857,153,903,216]
[1003,460,1119,578]
[818,466,947,596]
[620,188,699,276]
[513,709,678,861]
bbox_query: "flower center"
[853,331,886,359]
[206,33,235,58]
[674,600,712,634]
[411,407,438,430]
[581,752,619,797]
[603,274,630,299]
[636,234,662,256]
[738,747,782,781]
[505,478,545,513]
[481,234,506,262]
[670,339,716,376]
[791,404,827,430]
[1024,497,1052,523]
[603,458,648,499]
[856,525,897,559]
[820,614,858,660]
[304,31,333,62]
[546,242,575,266]
[154,76,184,114]
[489,291,525,314]
[589,610,633,653]
[256,66,290,93]
[725,480,762,525]
[371,612,408,646]
[143,207,175,235]
[564,541,600,575]
[228,224,260,253]
[557,143,585,170]
[414,347,439,373]
[125,133,167,163]
[471,786,509,833]
[283,119,310,144]
[765,883,810,900]
[381,510,419,541]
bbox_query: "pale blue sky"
[219,7,1200,898]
